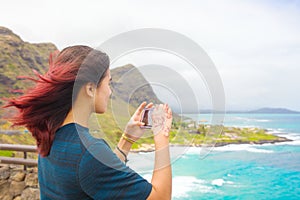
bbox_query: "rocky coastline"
[131,133,292,153]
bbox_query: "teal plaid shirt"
[38,123,152,199]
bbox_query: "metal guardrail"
[0,130,21,134]
[0,144,38,170]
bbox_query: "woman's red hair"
[5,45,110,157]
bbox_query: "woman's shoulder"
[53,123,104,148]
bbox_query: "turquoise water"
[130,114,300,199]
[172,145,300,199]
[190,113,300,133]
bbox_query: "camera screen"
[141,108,153,128]
[142,110,149,125]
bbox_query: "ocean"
[128,114,300,199]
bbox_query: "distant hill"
[197,107,300,114]
[223,107,300,114]
[247,107,300,114]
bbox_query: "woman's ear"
[85,82,96,98]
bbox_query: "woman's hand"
[147,104,173,200]
[124,101,153,141]
[151,104,173,137]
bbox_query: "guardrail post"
[24,151,27,170]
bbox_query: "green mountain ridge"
[0,26,57,109]
[0,26,163,119]
[110,64,163,107]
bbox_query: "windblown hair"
[5,45,110,157]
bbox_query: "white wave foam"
[228,117,270,123]
[255,119,271,122]
[213,144,274,153]
[185,147,202,154]
[270,132,300,146]
[173,144,275,155]
[273,139,300,146]
[211,178,225,186]
[285,140,300,145]
[278,133,300,141]
[142,174,220,198]
[172,176,219,198]
[211,178,235,187]
[184,146,219,156]
[247,148,274,153]
[267,129,286,134]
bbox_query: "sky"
[1,0,300,112]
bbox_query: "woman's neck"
[62,108,91,128]
[62,86,93,128]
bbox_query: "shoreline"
[131,132,293,153]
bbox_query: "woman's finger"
[135,121,145,126]
[163,104,169,112]
[145,102,154,109]
[134,101,147,116]
[167,108,172,119]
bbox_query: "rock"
[0,179,8,185]
[9,165,18,169]
[13,196,21,200]
[33,167,38,173]
[21,188,40,200]
[11,172,26,182]
[1,194,13,200]
[0,180,10,199]
[28,167,38,174]
[25,173,38,187]
[0,166,10,180]
[10,165,23,171]
[0,26,15,36]
[9,181,25,196]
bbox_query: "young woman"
[6,45,172,199]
